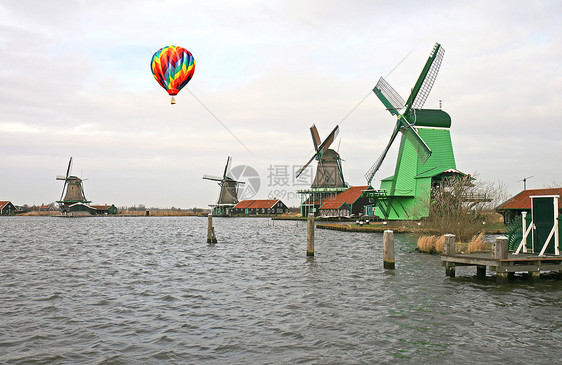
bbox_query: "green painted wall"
[373,126,457,220]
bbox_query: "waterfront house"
[232,199,288,215]
[91,204,118,215]
[317,186,371,218]
[0,201,16,215]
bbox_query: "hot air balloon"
[150,45,195,104]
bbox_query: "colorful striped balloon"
[150,46,195,100]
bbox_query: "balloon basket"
[171,97,176,105]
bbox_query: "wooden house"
[317,186,371,218]
[232,199,288,215]
[91,204,118,215]
[0,201,16,215]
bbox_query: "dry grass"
[417,235,441,254]
[417,232,491,255]
[468,232,488,253]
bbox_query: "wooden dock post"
[476,265,486,278]
[207,214,217,243]
[494,236,508,283]
[383,230,395,269]
[306,213,315,256]
[493,236,508,259]
[444,234,456,277]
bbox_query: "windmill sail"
[295,125,339,179]
[366,43,445,184]
[373,77,405,116]
[405,43,444,112]
[365,121,401,184]
[400,122,431,165]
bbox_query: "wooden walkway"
[440,235,561,283]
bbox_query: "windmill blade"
[310,124,321,152]
[203,174,223,181]
[66,157,73,178]
[405,43,445,113]
[56,175,66,180]
[295,153,317,179]
[373,77,405,116]
[365,121,401,184]
[317,125,339,154]
[400,120,432,165]
[59,181,67,202]
[223,156,232,179]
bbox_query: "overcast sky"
[1,0,560,208]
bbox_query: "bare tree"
[419,174,506,241]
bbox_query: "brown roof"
[497,188,562,211]
[0,201,10,210]
[233,199,280,209]
[91,205,112,210]
[319,186,369,210]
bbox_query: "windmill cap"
[406,109,451,128]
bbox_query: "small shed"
[232,199,288,215]
[497,188,562,224]
[0,201,16,215]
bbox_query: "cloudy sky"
[1,0,560,208]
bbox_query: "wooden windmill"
[203,156,245,216]
[364,42,465,220]
[296,124,348,216]
[56,157,91,211]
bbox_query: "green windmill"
[364,42,465,220]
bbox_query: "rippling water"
[1,216,561,364]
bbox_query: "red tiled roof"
[233,199,280,209]
[319,186,369,210]
[497,188,562,210]
[0,201,10,210]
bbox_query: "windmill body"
[203,156,245,216]
[364,43,466,220]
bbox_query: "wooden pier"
[441,236,561,283]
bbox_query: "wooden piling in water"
[306,213,315,256]
[444,234,456,277]
[207,214,217,243]
[383,230,395,269]
[493,236,508,283]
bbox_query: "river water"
[1,216,560,364]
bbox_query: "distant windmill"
[296,124,346,188]
[203,156,245,216]
[364,42,465,220]
[56,157,91,211]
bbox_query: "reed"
[468,232,488,253]
[417,235,440,254]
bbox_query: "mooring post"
[307,213,315,256]
[493,236,508,259]
[444,234,456,277]
[494,236,509,283]
[383,230,395,269]
[207,213,217,243]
